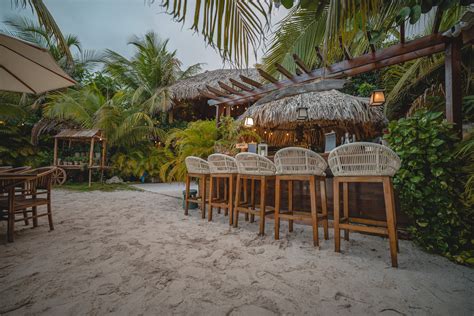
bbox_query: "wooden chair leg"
[310,176,319,247]
[208,176,214,221]
[22,209,29,226]
[223,179,228,216]
[389,179,400,253]
[343,182,349,241]
[249,179,254,222]
[228,175,234,226]
[201,176,207,219]
[383,177,398,268]
[216,178,221,214]
[185,175,190,216]
[32,206,38,227]
[234,175,241,228]
[47,201,54,231]
[320,179,329,240]
[7,208,14,243]
[288,180,293,232]
[275,177,281,240]
[333,178,341,252]
[259,176,266,236]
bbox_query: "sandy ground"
[0,189,473,316]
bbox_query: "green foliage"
[385,110,473,265]
[342,72,381,97]
[215,116,261,154]
[456,130,474,206]
[160,120,218,182]
[112,145,170,180]
[60,183,141,192]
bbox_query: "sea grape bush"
[385,110,473,265]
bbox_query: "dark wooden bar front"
[232,178,408,227]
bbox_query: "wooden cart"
[52,129,108,186]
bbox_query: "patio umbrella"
[0,33,76,94]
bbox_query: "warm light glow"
[244,117,254,127]
[264,130,267,134]
[286,133,289,136]
[297,106,309,120]
[369,89,386,106]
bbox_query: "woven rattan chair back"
[208,154,238,174]
[185,156,210,174]
[235,153,276,176]
[328,142,401,177]
[275,147,327,176]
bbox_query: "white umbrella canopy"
[0,33,76,94]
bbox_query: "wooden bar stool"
[328,142,401,267]
[234,153,276,236]
[184,156,210,219]
[274,147,329,247]
[207,154,238,225]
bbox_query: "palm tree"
[103,31,202,117]
[2,16,101,81]
[43,86,164,147]
[11,0,74,68]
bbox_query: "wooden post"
[101,139,107,183]
[216,105,221,126]
[445,38,463,137]
[53,138,58,166]
[225,105,231,116]
[89,138,95,187]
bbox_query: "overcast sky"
[0,0,287,71]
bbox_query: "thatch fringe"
[168,68,259,101]
[239,89,387,148]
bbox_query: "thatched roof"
[167,68,259,101]
[55,129,103,140]
[240,89,387,148]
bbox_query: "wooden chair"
[207,154,238,225]
[328,142,401,267]
[0,167,56,242]
[184,156,210,219]
[274,147,329,247]
[0,166,32,174]
[234,153,276,236]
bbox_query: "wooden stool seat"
[234,153,276,236]
[184,157,211,219]
[274,148,329,247]
[329,143,401,268]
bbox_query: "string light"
[286,133,289,136]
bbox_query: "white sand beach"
[1,189,473,315]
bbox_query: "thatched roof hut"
[240,89,387,148]
[168,68,259,101]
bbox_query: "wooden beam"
[198,88,221,99]
[339,36,352,59]
[366,32,376,54]
[257,68,279,84]
[293,54,312,73]
[229,78,254,92]
[209,33,450,106]
[445,38,463,136]
[218,81,244,95]
[206,85,229,97]
[240,75,263,88]
[275,63,295,80]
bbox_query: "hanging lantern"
[244,117,254,127]
[296,106,309,120]
[369,89,386,106]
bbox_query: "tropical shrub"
[215,116,261,154]
[385,110,473,265]
[112,146,170,180]
[160,120,218,182]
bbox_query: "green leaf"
[281,0,294,9]
[409,5,422,24]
